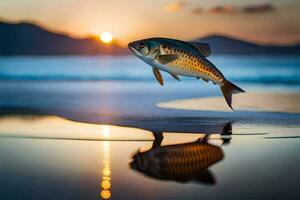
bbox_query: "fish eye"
[138,42,145,49]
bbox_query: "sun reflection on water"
[102,125,110,138]
[101,141,111,199]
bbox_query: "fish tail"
[220,80,245,110]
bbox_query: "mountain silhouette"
[0,21,128,55]
[196,35,300,55]
[0,21,299,55]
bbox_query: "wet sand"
[0,116,299,200]
[1,81,300,129]
[157,92,300,113]
[0,81,300,199]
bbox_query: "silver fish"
[128,37,245,109]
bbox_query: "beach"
[0,56,300,199]
[0,116,299,200]
[157,92,300,113]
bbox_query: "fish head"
[130,149,161,177]
[130,151,151,171]
[128,39,160,61]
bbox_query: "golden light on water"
[101,190,111,199]
[100,141,111,199]
[102,125,110,138]
[101,180,111,189]
[100,32,113,43]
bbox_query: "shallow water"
[0,116,299,200]
[0,55,299,199]
[1,56,300,86]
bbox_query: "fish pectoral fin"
[189,42,211,57]
[152,68,164,86]
[157,54,179,65]
[202,78,209,82]
[195,169,215,185]
[170,73,180,81]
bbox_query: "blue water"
[1,55,300,200]
[0,55,299,86]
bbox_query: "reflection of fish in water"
[130,139,224,185]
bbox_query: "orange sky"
[0,0,299,46]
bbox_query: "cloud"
[164,2,276,15]
[192,3,275,15]
[192,8,203,15]
[164,1,187,12]
[208,5,237,14]
[242,3,275,14]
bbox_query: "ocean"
[0,55,300,200]
[0,55,300,87]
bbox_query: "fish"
[128,37,245,109]
[130,138,224,184]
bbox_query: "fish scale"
[160,41,224,84]
[130,140,224,184]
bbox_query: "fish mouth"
[129,160,137,169]
[127,42,132,49]
[127,42,135,54]
[128,43,140,57]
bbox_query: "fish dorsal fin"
[152,68,164,86]
[170,73,180,81]
[189,42,211,57]
[157,54,179,65]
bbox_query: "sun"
[100,32,113,44]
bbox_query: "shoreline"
[157,91,300,114]
[1,81,300,132]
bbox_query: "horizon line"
[1,18,300,47]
